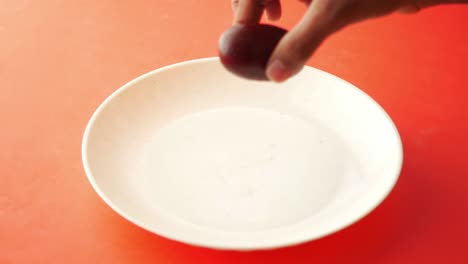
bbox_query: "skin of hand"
[232,0,468,82]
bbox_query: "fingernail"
[266,60,293,83]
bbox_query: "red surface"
[1,1,467,263]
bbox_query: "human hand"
[232,0,466,82]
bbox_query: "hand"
[232,0,467,82]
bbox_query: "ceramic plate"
[82,57,403,250]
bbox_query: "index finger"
[233,0,267,24]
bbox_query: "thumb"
[266,1,339,82]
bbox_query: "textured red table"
[1,1,467,263]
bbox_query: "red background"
[1,1,467,263]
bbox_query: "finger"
[232,0,239,12]
[265,0,282,21]
[233,0,268,24]
[266,1,339,82]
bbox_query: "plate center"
[134,107,347,231]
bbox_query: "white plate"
[82,57,403,250]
